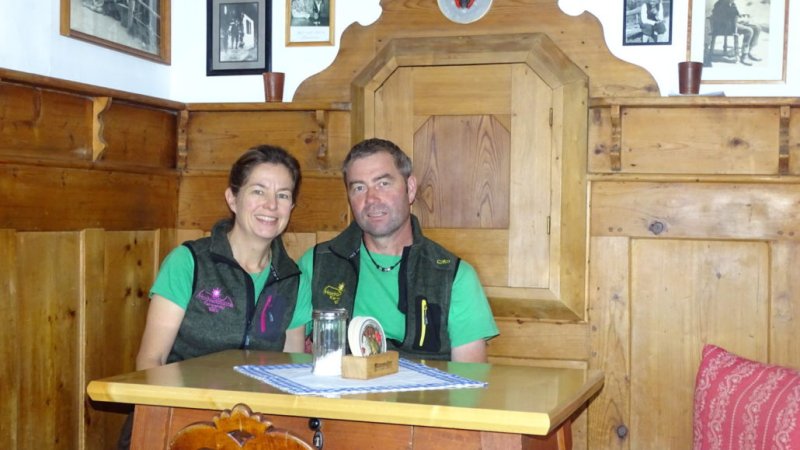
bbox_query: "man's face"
[345,151,417,240]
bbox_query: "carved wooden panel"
[413,115,510,229]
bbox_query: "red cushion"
[693,344,800,449]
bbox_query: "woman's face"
[225,162,295,243]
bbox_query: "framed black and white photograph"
[286,0,334,46]
[689,0,788,83]
[623,0,673,45]
[207,0,271,76]
[60,0,171,64]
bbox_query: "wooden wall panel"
[0,164,178,231]
[186,111,328,172]
[411,65,511,116]
[620,107,779,174]
[490,320,589,361]
[178,173,348,232]
[0,82,92,160]
[629,239,769,449]
[16,232,82,449]
[587,236,630,450]
[587,107,614,173]
[423,228,508,287]
[591,181,800,240]
[0,230,18,449]
[375,67,414,157]
[282,232,318,261]
[101,101,178,169]
[84,230,157,449]
[509,67,552,289]
[790,108,800,174]
[323,110,352,171]
[769,241,800,368]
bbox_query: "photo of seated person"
[640,0,667,43]
[298,138,499,363]
[710,0,762,65]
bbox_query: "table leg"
[523,419,573,450]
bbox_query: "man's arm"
[451,339,488,363]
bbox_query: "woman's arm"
[135,295,185,370]
[283,325,307,353]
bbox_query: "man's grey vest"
[311,215,459,360]
[168,219,300,363]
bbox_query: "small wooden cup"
[263,72,285,102]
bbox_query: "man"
[711,0,761,65]
[298,138,499,362]
[639,0,666,43]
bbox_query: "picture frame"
[60,0,171,64]
[286,0,335,46]
[207,0,271,76]
[623,0,673,46]
[688,0,788,83]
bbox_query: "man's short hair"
[342,138,413,183]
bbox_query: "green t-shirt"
[150,245,310,330]
[297,243,499,348]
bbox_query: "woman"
[136,145,309,371]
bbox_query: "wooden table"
[87,350,603,450]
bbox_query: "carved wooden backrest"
[169,403,314,450]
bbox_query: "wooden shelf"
[590,96,800,108]
[185,101,352,112]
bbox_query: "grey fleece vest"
[168,219,300,364]
[311,215,459,360]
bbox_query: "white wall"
[561,0,800,96]
[0,0,172,98]
[0,0,797,102]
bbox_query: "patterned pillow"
[693,344,800,450]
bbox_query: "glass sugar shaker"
[312,308,348,376]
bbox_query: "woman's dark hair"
[228,145,302,202]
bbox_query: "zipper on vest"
[419,298,428,347]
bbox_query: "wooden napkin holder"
[341,351,399,380]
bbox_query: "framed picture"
[623,0,673,45]
[207,0,271,76]
[60,0,171,64]
[286,0,335,46]
[688,0,788,83]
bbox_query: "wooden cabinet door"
[352,34,589,321]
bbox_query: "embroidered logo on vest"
[323,282,345,304]
[436,258,451,265]
[196,287,234,313]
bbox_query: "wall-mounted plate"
[437,0,493,24]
